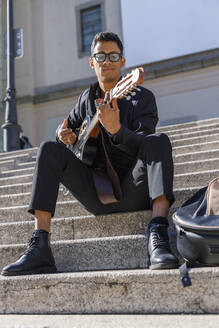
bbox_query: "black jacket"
[57,83,158,173]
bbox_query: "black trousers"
[28,133,174,217]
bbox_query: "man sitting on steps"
[1,32,178,276]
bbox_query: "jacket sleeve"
[56,90,87,142]
[109,89,159,155]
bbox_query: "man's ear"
[89,57,94,69]
[121,57,126,68]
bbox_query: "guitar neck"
[83,96,113,140]
[89,111,99,132]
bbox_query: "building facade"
[1,0,219,148]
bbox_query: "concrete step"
[0,200,90,222]
[0,192,31,207]
[174,169,219,188]
[0,153,36,165]
[172,140,219,155]
[0,147,37,159]
[0,189,72,206]
[0,167,34,178]
[174,157,219,174]
[1,314,219,328]
[0,235,148,274]
[157,117,219,133]
[0,210,152,244]
[0,159,16,171]
[0,174,33,186]
[173,149,219,163]
[0,182,66,196]
[0,267,218,314]
[0,160,36,173]
[16,161,35,169]
[169,126,219,141]
[171,133,219,147]
[0,182,32,195]
[165,122,219,137]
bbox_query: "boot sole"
[149,262,179,270]
[1,265,57,276]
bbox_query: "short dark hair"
[90,32,123,55]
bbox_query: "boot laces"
[150,228,170,250]
[24,235,40,255]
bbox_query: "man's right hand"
[58,119,76,145]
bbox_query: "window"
[76,1,105,57]
[81,6,102,53]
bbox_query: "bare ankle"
[34,210,51,232]
[152,195,169,219]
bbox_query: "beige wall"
[17,95,78,145]
[1,0,123,146]
[145,65,219,126]
[2,0,123,96]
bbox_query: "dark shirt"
[20,136,32,149]
[57,82,158,176]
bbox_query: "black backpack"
[172,177,219,287]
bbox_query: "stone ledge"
[0,267,219,313]
[142,48,219,80]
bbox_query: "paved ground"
[0,314,219,328]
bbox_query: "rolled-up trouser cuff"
[28,206,55,218]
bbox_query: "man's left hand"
[96,95,121,135]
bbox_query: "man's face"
[89,41,125,84]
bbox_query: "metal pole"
[2,0,20,151]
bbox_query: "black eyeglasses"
[92,52,122,63]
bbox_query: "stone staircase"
[0,117,219,314]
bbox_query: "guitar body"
[72,115,99,166]
[72,136,98,166]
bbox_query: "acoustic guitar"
[71,67,145,166]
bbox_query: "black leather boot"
[147,217,178,270]
[1,229,57,276]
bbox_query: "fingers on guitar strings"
[95,101,105,112]
[104,91,110,103]
[111,98,119,111]
[95,100,101,108]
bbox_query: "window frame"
[75,0,105,58]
